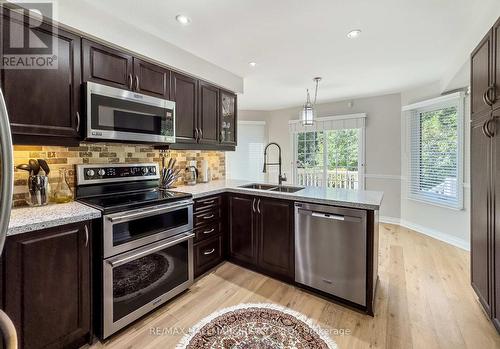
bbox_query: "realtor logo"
[1,1,58,69]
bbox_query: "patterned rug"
[176,303,337,348]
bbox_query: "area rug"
[176,303,337,349]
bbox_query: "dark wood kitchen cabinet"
[257,199,294,278]
[133,58,170,98]
[198,81,219,144]
[470,15,500,334]
[82,39,133,90]
[219,90,237,146]
[229,196,257,265]
[2,221,92,349]
[172,72,198,144]
[0,8,82,145]
[229,195,294,279]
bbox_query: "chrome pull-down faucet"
[263,142,287,185]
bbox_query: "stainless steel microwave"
[85,82,175,144]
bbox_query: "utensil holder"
[26,175,49,206]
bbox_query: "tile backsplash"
[13,143,225,207]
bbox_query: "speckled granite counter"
[7,202,101,236]
[173,179,384,210]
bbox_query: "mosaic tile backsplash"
[12,143,225,207]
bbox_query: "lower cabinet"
[193,195,225,277]
[2,221,92,349]
[229,195,294,280]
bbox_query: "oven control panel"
[76,163,160,185]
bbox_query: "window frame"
[291,127,366,190]
[406,93,465,210]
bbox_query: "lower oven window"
[112,239,189,322]
[113,207,189,247]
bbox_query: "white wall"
[400,82,470,250]
[240,94,402,219]
[47,0,243,93]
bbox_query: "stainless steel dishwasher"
[295,202,367,306]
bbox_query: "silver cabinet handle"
[128,73,133,90]
[312,212,345,221]
[203,248,215,255]
[252,198,256,213]
[135,75,139,90]
[484,85,496,106]
[200,200,215,205]
[84,224,89,248]
[257,199,261,214]
[220,130,224,143]
[108,233,194,267]
[486,117,496,137]
[0,88,13,255]
[203,214,215,220]
[203,228,215,235]
[76,111,81,132]
[199,128,203,140]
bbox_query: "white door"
[226,121,267,181]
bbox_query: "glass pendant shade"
[301,89,315,126]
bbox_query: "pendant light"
[301,77,322,126]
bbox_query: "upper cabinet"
[471,17,500,120]
[82,40,170,99]
[82,39,133,90]
[172,72,198,143]
[199,81,220,144]
[220,90,237,146]
[133,58,170,98]
[1,9,82,145]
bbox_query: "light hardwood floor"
[92,224,500,349]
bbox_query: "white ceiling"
[77,0,500,110]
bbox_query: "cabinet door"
[493,18,500,111]
[257,198,294,278]
[492,110,500,329]
[4,222,91,349]
[220,90,237,145]
[1,10,81,144]
[133,58,170,98]
[199,81,219,144]
[172,72,198,143]
[229,196,257,265]
[471,115,492,315]
[82,39,133,90]
[471,30,493,120]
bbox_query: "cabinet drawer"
[194,207,220,228]
[194,196,221,212]
[194,222,221,243]
[194,235,223,277]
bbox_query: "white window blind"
[404,92,464,209]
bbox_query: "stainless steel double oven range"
[76,163,193,339]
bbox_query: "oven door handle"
[107,232,194,268]
[106,200,193,223]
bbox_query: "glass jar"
[53,168,73,203]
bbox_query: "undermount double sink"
[239,183,304,193]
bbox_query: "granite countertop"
[7,201,101,236]
[173,179,384,210]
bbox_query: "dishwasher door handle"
[311,212,345,221]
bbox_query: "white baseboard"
[378,216,469,251]
[379,216,401,225]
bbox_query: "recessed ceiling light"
[347,29,362,39]
[176,14,191,25]
[249,62,257,67]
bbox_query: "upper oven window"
[112,207,189,247]
[91,94,174,137]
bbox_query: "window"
[290,114,366,189]
[405,93,464,209]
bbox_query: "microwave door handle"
[107,233,194,267]
[0,88,13,255]
[106,200,192,223]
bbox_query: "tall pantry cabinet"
[470,16,500,333]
